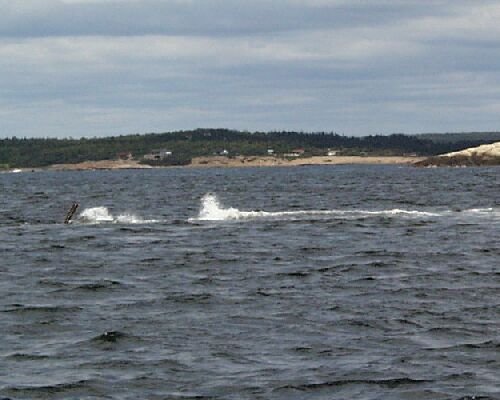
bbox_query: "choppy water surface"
[1,165,499,400]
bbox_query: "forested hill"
[416,132,500,143]
[1,129,499,168]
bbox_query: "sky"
[1,0,500,138]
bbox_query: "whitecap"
[77,207,158,224]
[190,193,442,222]
[461,208,500,219]
[78,207,115,223]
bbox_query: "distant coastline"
[3,155,425,172]
[2,131,499,172]
[189,155,425,168]
[2,129,500,171]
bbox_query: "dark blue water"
[1,165,499,400]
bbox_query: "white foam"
[464,208,494,213]
[196,194,243,221]
[79,207,114,223]
[77,207,158,224]
[462,207,500,219]
[357,209,441,217]
[190,193,442,222]
[76,197,498,225]
[115,213,156,224]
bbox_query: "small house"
[144,149,172,161]
[284,148,305,157]
[117,151,133,160]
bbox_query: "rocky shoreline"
[189,155,424,168]
[30,148,499,170]
[8,148,500,171]
[3,155,425,172]
[47,159,153,171]
[415,142,500,167]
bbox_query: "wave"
[190,193,442,222]
[91,330,128,343]
[277,377,430,391]
[76,207,159,224]
[2,304,82,314]
[462,208,500,218]
[6,379,91,394]
[58,196,500,225]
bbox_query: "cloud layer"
[1,0,499,137]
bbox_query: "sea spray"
[197,193,243,221]
[191,193,443,222]
[78,207,158,224]
[79,207,114,223]
[76,195,495,224]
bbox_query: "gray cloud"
[1,0,499,137]
[0,0,453,38]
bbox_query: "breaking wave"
[72,196,500,225]
[190,193,442,222]
[77,207,159,224]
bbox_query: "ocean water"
[0,165,499,400]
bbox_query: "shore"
[47,159,153,171]
[415,142,500,167]
[4,155,425,172]
[189,155,425,168]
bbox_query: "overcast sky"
[1,0,500,138]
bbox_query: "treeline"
[417,131,500,143]
[1,128,499,168]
